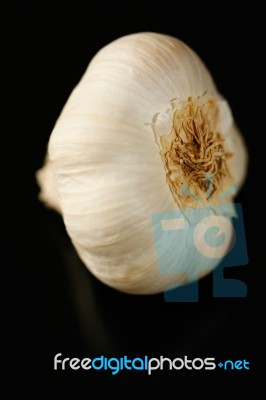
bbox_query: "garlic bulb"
[37,32,248,294]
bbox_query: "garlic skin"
[37,32,248,294]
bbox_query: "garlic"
[37,32,248,294]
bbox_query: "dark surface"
[4,2,262,398]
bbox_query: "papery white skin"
[37,32,247,294]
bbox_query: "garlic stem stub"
[36,32,248,295]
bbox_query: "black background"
[3,2,263,398]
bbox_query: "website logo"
[54,354,250,375]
